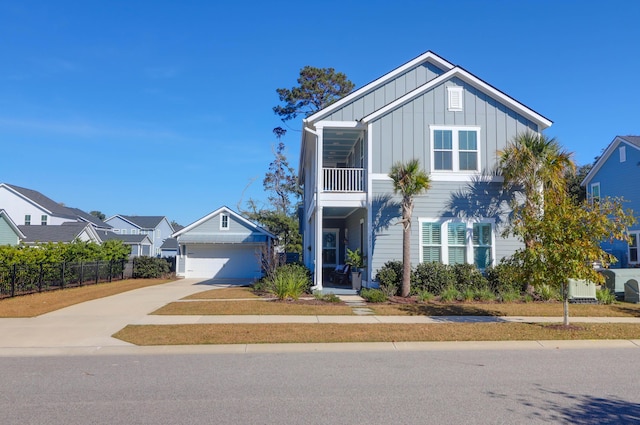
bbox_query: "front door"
[322,229,339,267]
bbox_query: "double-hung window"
[220,214,229,230]
[629,233,638,265]
[24,215,31,225]
[420,220,494,269]
[589,182,600,205]
[431,126,480,172]
[41,215,47,225]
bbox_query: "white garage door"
[185,244,262,279]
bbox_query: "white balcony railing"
[323,167,365,192]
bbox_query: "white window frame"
[419,218,495,269]
[220,213,229,230]
[41,215,47,226]
[447,86,464,112]
[590,182,600,205]
[629,232,639,265]
[24,215,31,226]
[620,146,626,163]
[430,126,481,173]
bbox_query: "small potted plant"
[346,248,365,290]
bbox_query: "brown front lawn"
[0,278,173,317]
[152,299,353,316]
[113,322,640,345]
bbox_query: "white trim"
[362,67,552,129]
[314,120,362,130]
[447,86,463,111]
[619,145,626,163]
[582,136,640,186]
[173,206,276,239]
[369,173,504,183]
[430,125,481,173]
[418,218,496,268]
[220,213,229,230]
[629,232,639,265]
[0,209,26,238]
[305,51,455,123]
[589,182,601,204]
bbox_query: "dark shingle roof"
[6,184,76,219]
[97,230,150,244]
[18,222,90,243]
[120,215,166,229]
[619,136,640,148]
[160,237,178,250]
[68,208,112,229]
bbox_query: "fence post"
[38,263,43,292]
[121,259,125,280]
[95,261,99,284]
[79,262,84,287]
[108,260,113,282]
[61,262,65,289]
[11,264,16,298]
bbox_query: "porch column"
[314,206,323,290]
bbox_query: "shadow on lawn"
[393,303,505,317]
[609,304,640,317]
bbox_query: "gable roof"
[304,51,552,130]
[68,207,112,229]
[0,209,26,239]
[582,135,640,186]
[18,222,99,244]
[107,215,169,230]
[2,183,77,219]
[160,237,178,250]
[173,206,276,239]
[96,230,152,244]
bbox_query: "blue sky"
[1,0,638,226]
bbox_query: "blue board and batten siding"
[586,140,640,267]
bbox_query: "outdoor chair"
[330,264,350,285]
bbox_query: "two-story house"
[581,135,640,267]
[298,51,552,290]
[105,215,174,257]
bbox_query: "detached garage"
[173,206,275,280]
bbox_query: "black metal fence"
[0,259,133,299]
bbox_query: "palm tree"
[498,131,575,243]
[389,159,431,297]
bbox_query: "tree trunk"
[401,206,411,297]
[562,281,570,326]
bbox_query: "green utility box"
[567,279,597,304]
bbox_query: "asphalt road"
[2,348,639,425]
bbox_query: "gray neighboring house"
[97,230,153,257]
[298,51,552,289]
[19,222,101,245]
[104,215,175,257]
[173,206,276,279]
[159,237,178,257]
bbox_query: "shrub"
[417,290,434,302]
[475,286,495,302]
[360,288,387,303]
[133,256,171,278]
[537,284,559,301]
[268,263,311,300]
[451,263,487,292]
[375,261,403,297]
[596,287,616,305]
[412,262,455,295]
[497,289,521,303]
[440,285,460,302]
[461,287,475,302]
[484,261,526,295]
[313,291,341,303]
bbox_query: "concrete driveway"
[0,278,239,349]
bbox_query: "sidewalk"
[1,278,639,355]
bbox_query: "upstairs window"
[24,215,31,225]
[620,146,626,163]
[431,127,480,172]
[629,233,638,265]
[220,214,229,230]
[41,215,47,226]
[590,182,600,205]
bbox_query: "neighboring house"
[105,215,174,257]
[19,222,102,245]
[298,51,553,289]
[97,230,153,257]
[173,206,276,279]
[159,237,178,257]
[0,209,25,246]
[581,135,640,267]
[0,183,112,229]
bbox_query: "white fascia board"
[305,51,455,124]
[362,67,553,130]
[0,209,26,238]
[314,120,364,129]
[173,206,276,240]
[580,136,631,186]
[453,68,553,129]
[370,173,503,183]
[1,184,54,215]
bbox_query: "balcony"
[323,167,365,192]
